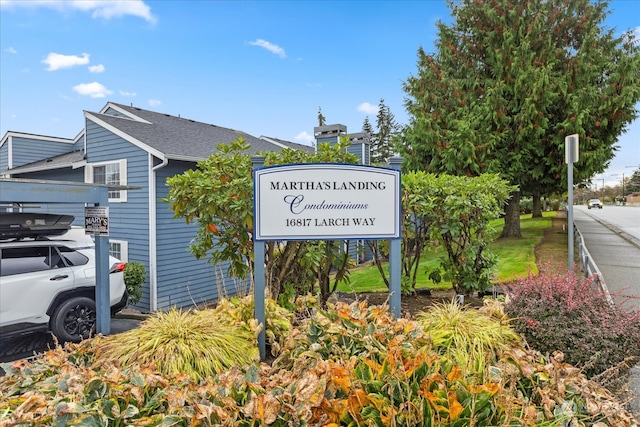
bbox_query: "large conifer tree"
[401,0,640,237]
[368,99,401,164]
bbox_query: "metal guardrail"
[574,224,614,305]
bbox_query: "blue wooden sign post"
[251,158,402,360]
[251,157,267,361]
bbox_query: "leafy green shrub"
[93,308,258,381]
[504,270,640,378]
[123,261,146,305]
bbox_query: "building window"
[109,240,128,262]
[85,159,127,202]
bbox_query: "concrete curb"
[114,309,151,321]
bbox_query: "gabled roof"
[3,150,85,174]
[0,131,75,149]
[86,102,286,162]
[259,136,315,154]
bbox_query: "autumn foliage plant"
[1,299,637,426]
[504,269,640,379]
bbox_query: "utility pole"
[622,166,635,206]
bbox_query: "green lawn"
[337,212,555,293]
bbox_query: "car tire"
[50,297,96,343]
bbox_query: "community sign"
[254,163,400,241]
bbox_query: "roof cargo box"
[0,213,74,239]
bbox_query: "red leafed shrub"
[503,269,640,379]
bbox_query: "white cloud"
[0,0,156,24]
[634,26,640,44]
[119,90,137,97]
[88,64,105,73]
[43,52,89,71]
[6,47,17,54]
[73,82,112,98]
[358,102,378,115]
[294,131,315,144]
[148,99,161,107]
[249,39,286,58]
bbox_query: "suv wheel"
[50,297,96,342]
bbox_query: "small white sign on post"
[254,164,400,241]
[565,134,579,164]
[85,206,109,236]
[564,134,579,270]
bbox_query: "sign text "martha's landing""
[254,164,400,241]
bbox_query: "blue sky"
[1,0,638,187]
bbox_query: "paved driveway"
[0,317,142,369]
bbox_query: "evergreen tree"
[627,166,640,195]
[370,99,401,164]
[361,116,375,149]
[401,0,640,237]
[317,107,326,126]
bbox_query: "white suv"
[0,214,128,342]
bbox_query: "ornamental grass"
[415,299,521,378]
[93,308,259,381]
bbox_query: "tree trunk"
[500,191,522,238]
[532,192,543,218]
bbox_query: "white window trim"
[85,159,127,202]
[109,239,128,262]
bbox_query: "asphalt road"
[573,205,640,420]
[573,205,640,310]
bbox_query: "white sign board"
[254,164,400,240]
[565,134,579,164]
[85,206,109,236]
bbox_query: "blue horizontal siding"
[10,136,74,168]
[347,143,365,164]
[0,144,8,171]
[11,168,87,224]
[154,161,251,310]
[85,119,152,309]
